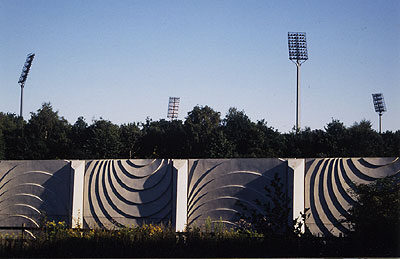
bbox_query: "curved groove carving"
[113,160,168,190]
[0,161,71,229]
[305,157,400,236]
[84,159,173,229]
[187,159,287,228]
[0,215,40,227]
[188,184,268,216]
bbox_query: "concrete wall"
[305,157,400,236]
[0,158,398,236]
[187,158,289,228]
[83,159,173,229]
[0,160,72,228]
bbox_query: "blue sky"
[1,0,399,132]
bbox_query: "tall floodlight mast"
[18,53,35,118]
[167,97,180,120]
[288,32,308,133]
[372,93,386,134]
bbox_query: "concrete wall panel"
[305,157,400,236]
[0,160,72,228]
[187,158,288,228]
[83,159,173,229]
[1,157,399,235]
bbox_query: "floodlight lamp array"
[288,32,308,62]
[167,97,180,119]
[372,93,386,113]
[18,53,35,84]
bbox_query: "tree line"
[0,102,399,160]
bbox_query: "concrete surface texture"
[0,158,398,236]
[187,158,289,228]
[0,160,72,228]
[83,159,173,229]
[305,157,400,236]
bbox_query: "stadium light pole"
[372,93,386,134]
[288,32,308,133]
[167,97,180,121]
[18,53,35,118]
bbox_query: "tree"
[223,108,264,157]
[69,116,89,159]
[1,103,399,160]
[85,119,121,159]
[137,119,187,158]
[324,119,348,157]
[284,127,327,158]
[24,103,71,159]
[381,130,400,157]
[119,122,141,158]
[184,106,233,158]
[254,120,285,158]
[237,173,309,238]
[0,112,26,159]
[299,128,328,158]
[346,120,384,157]
[346,175,400,255]
[0,128,4,159]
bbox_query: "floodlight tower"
[18,53,35,118]
[372,93,387,134]
[288,32,308,133]
[167,97,180,120]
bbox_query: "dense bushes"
[1,218,397,258]
[345,175,400,254]
[0,102,399,160]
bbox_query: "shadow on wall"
[186,158,292,230]
[83,159,173,229]
[0,160,72,229]
[305,157,400,237]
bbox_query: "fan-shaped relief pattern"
[305,157,400,237]
[83,159,173,229]
[187,159,288,228]
[0,160,72,229]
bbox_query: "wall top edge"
[0,159,72,163]
[0,157,397,163]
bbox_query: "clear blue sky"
[1,0,399,132]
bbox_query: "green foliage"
[0,218,397,257]
[185,105,233,158]
[0,103,399,159]
[381,130,400,156]
[85,119,121,158]
[139,119,186,158]
[24,103,72,159]
[0,129,4,160]
[223,108,282,157]
[345,175,400,250]
[69,116,89,159]
[0,112,26,159]
[119,122,141,158]
[346,120,384,157]
[236,173,310,238]
[324,119,348,157]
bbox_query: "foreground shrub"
[0,218,398,257]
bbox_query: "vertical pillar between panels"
[70,160,85,228]
[172,159,188,232]
[288,159,305,233]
